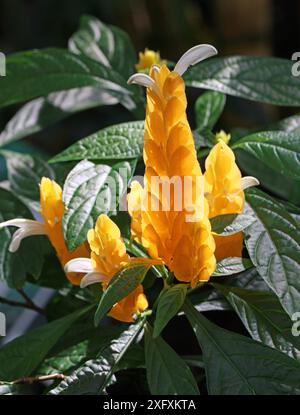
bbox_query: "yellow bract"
[204,141,244,259]
[40,177,90,285]
[128,65,216,287]
[135,48,165,72]
[87,214,152,323]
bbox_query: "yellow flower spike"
[135,48,165,72]
[65,214,161,323]
[204,141,259,259]
[39,178,90,285]
[215,130,231,145]
[0,177,90,286]
[127,44,218,286]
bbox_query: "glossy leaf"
[94,264,150,326]
[244,188,300,318]
[189,268,270,313]
[233,131,300,180]
[213,257,253,276]
[62,159,136,250]
[214,284,300,361]
[0,88,118,147]
[235,149,300,206]
[0,48,134,110]
[145,324,199,395]
[184,300,300,395]
[185,56,300,106]
[49,322,143,395]
[0,306,92,381]
[210,213,256,236]
[153,284,187,337]
[50,121,145,163]
[69,15,136,79]
[1,150,54,211]
[195,90,226,131]
[0,188,45,287]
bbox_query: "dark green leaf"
[244,188,300,318]
[69,15,136,79]
[49,321,143,395]
[37,325,123,375]
[184,300,300,395]
[50,121,145,163]
[1,150,54,211]
[0,48,134,110]
[0,306,92,381]
[235,148,300,205]
[0,188,45,287]
[185,56,299,106]
[0,88,119,147]
[0,384,36,395]
[189,268,270,313]
[94,264,150,326]
[233,131,300,181]
[195,90,226,131]
[62,159,136,250]
[210,213,256,236]
[214,284,300,361]
[153,284,187,337]
[213,257,253,276]
[145,324,199,395]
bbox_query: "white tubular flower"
[64,258,107,289]
[241,176,260,190]
[127,44,218,94]
[0,219,47,253]
[174,44,218,76]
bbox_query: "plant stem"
[0,290,45,315]
[0,373,65,385]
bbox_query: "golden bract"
[40,177,90,285]
[128,64,216,287]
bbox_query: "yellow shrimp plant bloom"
[204,141,253,259]
[128,45,218,287]
[0,177,90,285]
[65,214,161,322]
[127,45,259,284]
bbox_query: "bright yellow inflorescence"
[40,177,90,285]
[87,214,150,322]
[128,65,216,287]
[204,141,245,259]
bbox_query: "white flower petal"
[241,176,260,190]
[80,272,107,289]
[64,258,94,274]
[0,218,44,229]
[174,44,218,76]
[127,73,160,96]
[0,219,46,253]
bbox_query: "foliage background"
[0,0,300,395]
[0,0,299,161]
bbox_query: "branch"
[0,373,65,385]
[0,290,45,315]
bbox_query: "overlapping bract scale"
[128,65,216,286]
